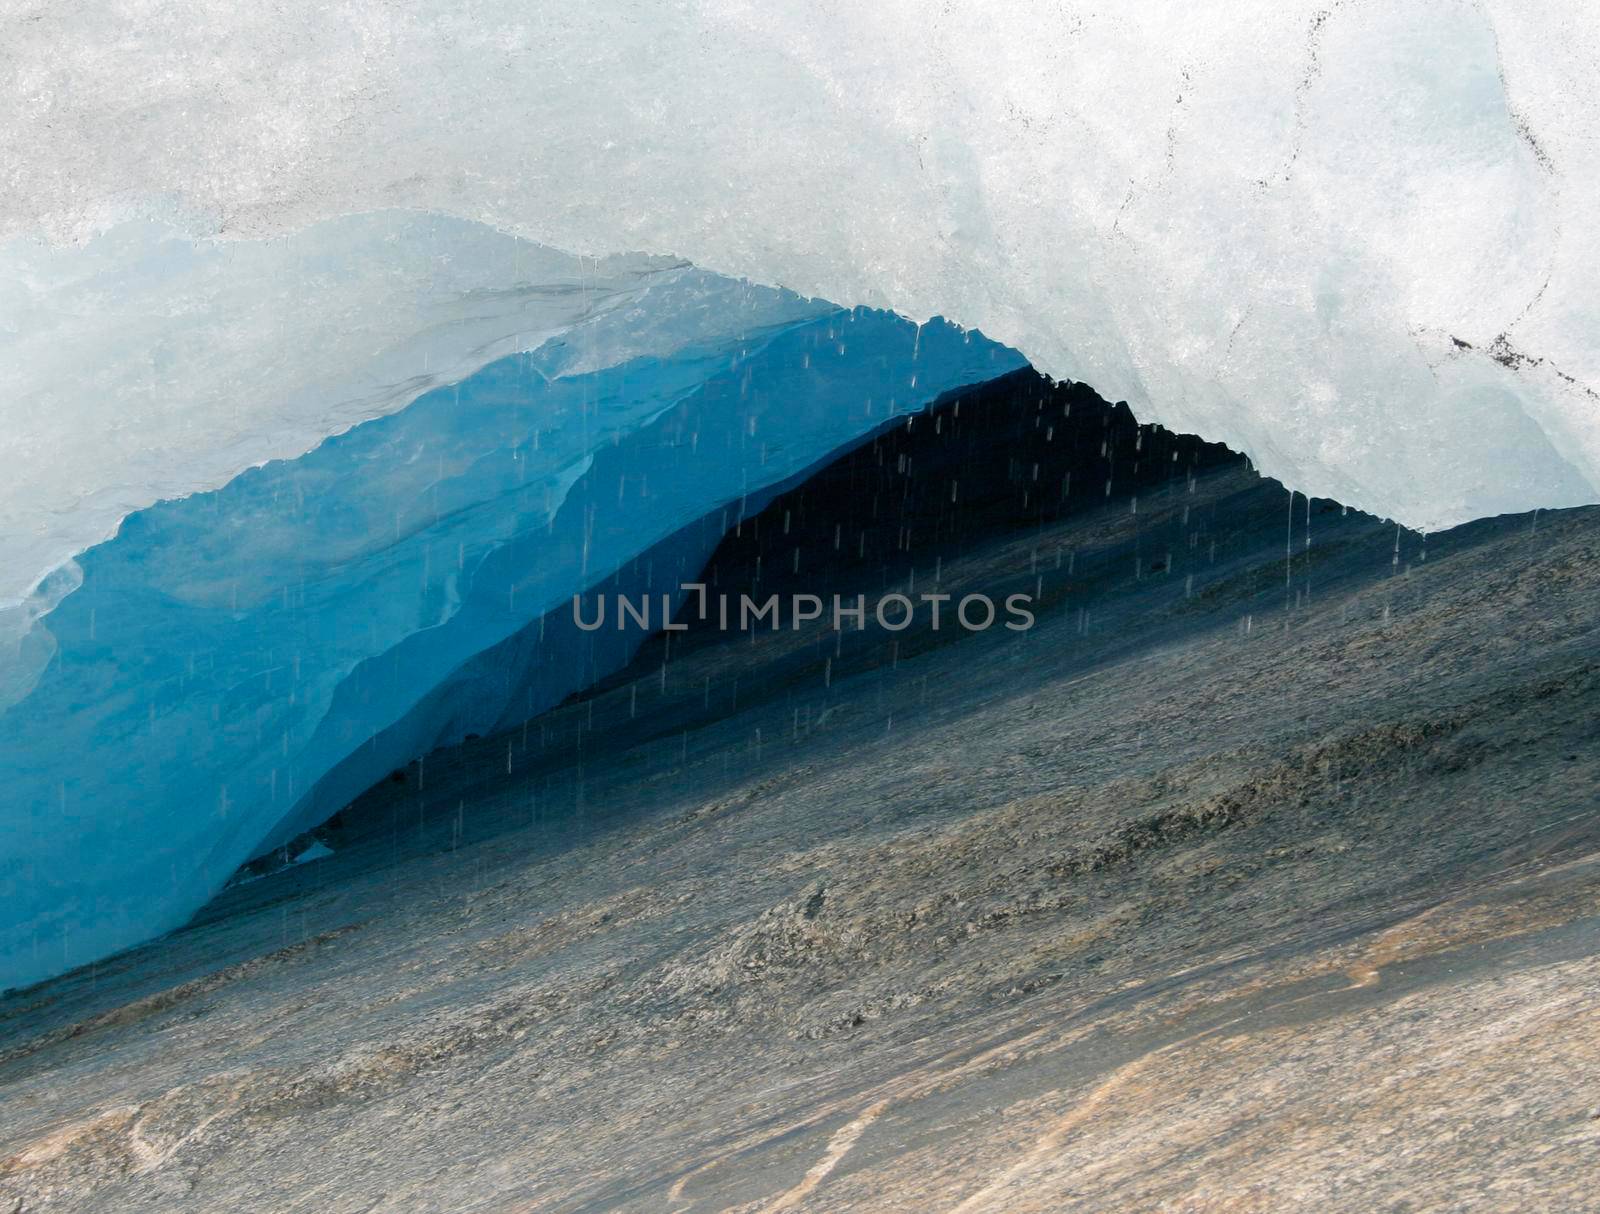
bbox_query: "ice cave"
[2,4,1598,1211]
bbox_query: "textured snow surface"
[0,269,1021,990]
[4,0,1598,536]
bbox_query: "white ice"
[3,0,1597,554]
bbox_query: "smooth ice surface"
[0,215,682,609]
[4,0,1599,531]
[0,272,1022,991]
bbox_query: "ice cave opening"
[1,208,1598,993]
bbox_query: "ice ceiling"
[1,0,1598,987]
[4,0,1598,594]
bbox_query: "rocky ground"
[2,375,1597,1212]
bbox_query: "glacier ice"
[0,214,687,609]
[0,262,1022,990]
[3,0,1598,531]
